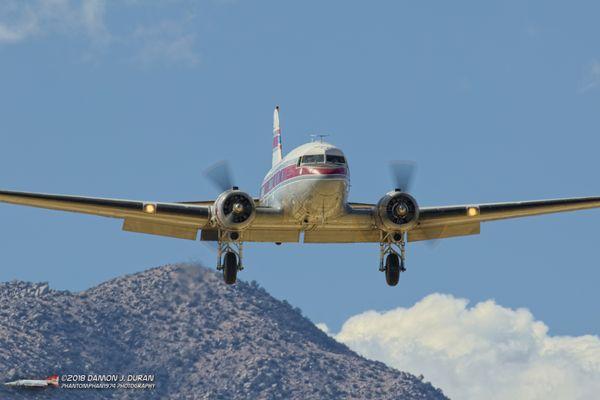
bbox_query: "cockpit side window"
[300,154,325,164]
[326,155,346,164]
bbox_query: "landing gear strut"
[216,230,244,285]
[379,232,406,286]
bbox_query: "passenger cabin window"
[326,155,346,165]
[300,154,325,165]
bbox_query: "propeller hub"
[394,203,409,217]
[232,202,245,214]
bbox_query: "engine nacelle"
[376,191,420,231]
[214,189,256,230]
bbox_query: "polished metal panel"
[408,222,480,242]
[242,229,300,243]
[303,229,380,243]
[417,197,600,228]
[123,219,198,240]
[0,190,211,227]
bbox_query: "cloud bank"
[322,294,600,400]
[0,0,203,67]
[0,0,108,44]
[132,20,200,68]
[579,60,600,93]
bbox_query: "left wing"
[0,189,211,240]
[409,196,600,242]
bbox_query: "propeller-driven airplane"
[4,375,59,388]
[1,106,599,286]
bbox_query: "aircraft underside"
[1,106,600,286]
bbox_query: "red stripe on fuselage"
[261,164,347,196]
[272,130,282,149]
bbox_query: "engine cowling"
[214,189,256,230]
[376,191,420,231]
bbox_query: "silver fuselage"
[4,379,50,387]
[260,142,349,227]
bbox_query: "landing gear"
[379,232,407,286]
[385,253,400,286]
[216,230,244,285]
[223,251,238,285]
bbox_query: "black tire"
[385,253,400,286]
[223,251,238,285]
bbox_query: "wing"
[305,197,600,243]
[0,189,211,240]
[409,196,600,242]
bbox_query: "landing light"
[467,206,479,217]
[144,203,157,214]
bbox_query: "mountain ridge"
[0,263,447,399]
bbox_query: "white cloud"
[0,0,109,44]
[132,21,200,68]
[0,1,202,68]
[0,2,39,43]
[324,293,600,400]
[579,60,600,93]
[315,322,330,334]
[80,0,109,43]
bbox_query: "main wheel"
[385,253,400,286]
[223,251,238,285]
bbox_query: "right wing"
[0,189,211,240]
[309,197,600,243]
[410,196,600,242]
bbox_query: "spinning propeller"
[389,160,417,193]
[388,160,440,246]
[204,160,235,192]
[204,160,254,224]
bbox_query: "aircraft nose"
[314,179,346,196]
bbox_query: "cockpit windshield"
[326,155,346,164]
[300,154,325,164]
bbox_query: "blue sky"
[1,0,600,345]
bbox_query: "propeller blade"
[389,161,417,193]
[224,213,238,226]
[204,160,234,193]
[422,230,442,249]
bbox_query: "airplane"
[4,375,59,388]
[1,106,599,286]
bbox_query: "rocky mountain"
[0,264,447,399]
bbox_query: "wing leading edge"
[409,196,600,242]
[1,190,599,243]
[0,189,211,240]
[342,197,600,243]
